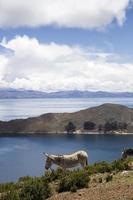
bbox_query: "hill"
[0,103,133,134]
[0,89,133,98]
[1,159,133,200]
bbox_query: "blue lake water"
[0,134,133,183]
[0,97,133,121]
[0,98,133,183]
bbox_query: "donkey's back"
[57,150,88,169]
[63,150,88,159]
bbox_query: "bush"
[111,159,129,172]
[65,122,76,133]
[58,170,90,193]
[103,121,128,133]
[86,161,112,175]
[70,185,77,193]
[86,159,132,175]
[0,182,17,193]
[19,177,51,200]
[84,121,96,130]
[1,190,20,200]
[18,176,32,183]
[93,161,112,173]
[44,168,64,183]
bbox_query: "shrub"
[19,177,51,200]
[1,190,20,200]
[86,161,112,175]
[93,161,112,173]
[18,176,32,183]
[70,185,77,193]
[84,121,96,130]
[65,122,76,133]
[0,182,17,193]
[103,121,128,133]
[58,170,90,193]
[44,168,64,182]
[111,159,129,172]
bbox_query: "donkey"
[122,148,133,159]
[44,150,88,170]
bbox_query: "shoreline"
[0,131,133,137]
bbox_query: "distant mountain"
[0,103,133,134]
[0,89,133,98]
[0,88,48,99]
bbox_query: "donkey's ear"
[123,148,126,152]
[43,152,49,157]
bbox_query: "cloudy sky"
[0,0,133,92]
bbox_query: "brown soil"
[48,171,133,200]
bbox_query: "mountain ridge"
[0,89,133,98]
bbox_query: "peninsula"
[0,103,133,135]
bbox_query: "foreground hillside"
[48,171,133,200]
[0,159,133,200]
[0,103,133,134]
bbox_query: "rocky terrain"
[48,171,133,200]
[0,103,133,134]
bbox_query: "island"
[0,103,133,135]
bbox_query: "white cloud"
[0,0,131,29]
[0,35,133,92]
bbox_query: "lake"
[0,97,133,121]
[0,134,133,183]
[0,97,133,183]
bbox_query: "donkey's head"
[121,148,126,159]
[44,153,54,170]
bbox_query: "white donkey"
[44,150,88,170]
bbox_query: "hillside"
[1,159,133,200]
[0,103,133,134]
[48,171,133,200]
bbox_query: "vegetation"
[1,190,20,200]
[102,121,128,133]
[0,182,18,193]
[83,121,96,130]
[64,119,128,133]
[58,170,90,193]
[0,158,132,200]
[65,122,76,133]
[0,177,51,200]
[19,177,51,200]
[86,161,112,175]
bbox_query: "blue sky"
[0,0,133,92]
[0,7,133,55]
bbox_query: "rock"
[128,161,133,170]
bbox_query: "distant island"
[0,88,133,99]
[0,103,133,135]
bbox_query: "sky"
[0,0,133,92]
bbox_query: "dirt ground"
[48,171,133,200]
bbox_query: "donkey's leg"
[80,158,88,169]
